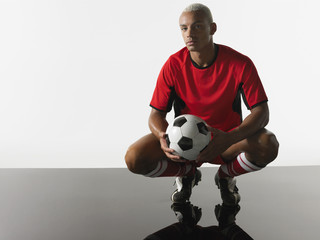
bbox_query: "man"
[125,3,279,206]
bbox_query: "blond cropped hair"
[183,3,213,23]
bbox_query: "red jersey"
[150,44,268,131]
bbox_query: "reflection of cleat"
[171,169,201,203]
[215,204,253,239]
[215,172,240,206]
[171,202,202,228]
[214,204,240,228]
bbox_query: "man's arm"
[148,108,168,141]
[196,102,269,163]
[229,102,269,144]
[148,108,185,162]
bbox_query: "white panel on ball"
[180,120,199,138]
[168,126,183,143]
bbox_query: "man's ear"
[210,22,217,35]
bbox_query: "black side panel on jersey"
[232,83,251,122]
[165,87,176,112]
[150,87,186,116]
[232,85,243,121]
[167,87,186,118]
[173,97,186,118]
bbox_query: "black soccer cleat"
[215,172,241,206]
[171,169,202,203]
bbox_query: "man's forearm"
[228,103,269,145]
[148,109,168,140]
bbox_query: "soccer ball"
[165,114,211,160]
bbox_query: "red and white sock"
[144,159,196,178]
[218,152,263,178]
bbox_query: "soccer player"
[125,3,279,206]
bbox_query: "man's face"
[179,11,215,52]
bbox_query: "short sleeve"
[241,59,268,109]
[149,58,176,112]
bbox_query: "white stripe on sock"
[145,160,168,178]
[156,160,169,177]
[144,161,162,177]
[237,155,253,172]
[238,152,262,171]
[231,162,240,176]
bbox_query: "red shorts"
[195,155,225,168]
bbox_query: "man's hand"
[159,132,187,163]
[149,109,186,162]
[196,127,233,164]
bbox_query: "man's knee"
[125,145,146,175]
[125,145,137,173]
[125,134,162,175]
[256,130,279,165]
[245,129,279,167]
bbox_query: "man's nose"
[186,27,195,38]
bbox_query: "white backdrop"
[0,0,319,167]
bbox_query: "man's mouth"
[187,40,197,46]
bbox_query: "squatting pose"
[125,3,279,206]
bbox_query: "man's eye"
[181,28,187,31]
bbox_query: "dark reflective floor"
[0,166,319,240]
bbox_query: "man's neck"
[190,42,216,68]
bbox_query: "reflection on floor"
[0,166,319,240]
[145,202,253,240]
